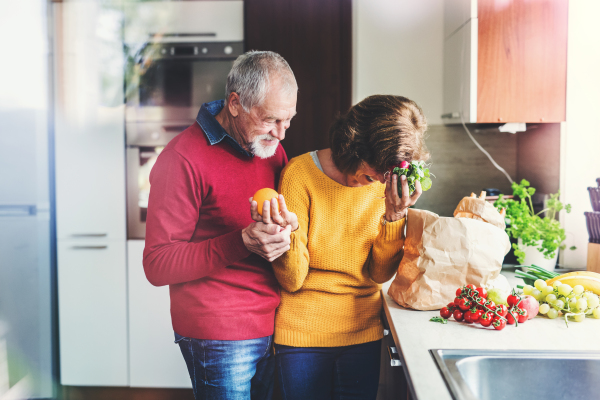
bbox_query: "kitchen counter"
[381,270,600,400]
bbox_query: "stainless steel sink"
[431,349,600,400]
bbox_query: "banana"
[546,271,600,295]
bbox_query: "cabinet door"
[57,240,128,386]
[127,240,191,388]
[443,18,478,124]
[54,1,126,241]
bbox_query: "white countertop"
[381,270,600,400]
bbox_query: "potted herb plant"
[494,179,575,270]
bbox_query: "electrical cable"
[456,16,514,185]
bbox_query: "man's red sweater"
[143,121,287,340]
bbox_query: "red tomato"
[447,302,456,309]
[493,316,507,331]
[506,309,517,325]
[453,310,464,322]
[476,287,488,299]
[463,311,473,323]
[465,284,476,291]
[476,298,487,308]
[457,298,471,311]
[507,294,520,307]
[456,287,463,296]
[495,304,508,317]
[479,311,493,327]
[517,308,528,323]
[467,308,482,324]
[440,307,452,319]
[485,300,496,310]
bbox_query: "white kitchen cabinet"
[57,240,128,386]
[54,1,129,387]
[127,240,191,388]
[443,0,568,124]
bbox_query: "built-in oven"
[124,1,243,239]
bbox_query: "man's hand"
[249,194,299,232]
[242,222,292,262]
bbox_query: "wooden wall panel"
[477,0,568,123]
[245,0,352,159]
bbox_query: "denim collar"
[196,100,253,157]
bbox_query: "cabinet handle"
[70,245,108,250]
[383,329,390,336]
[387,346,402,367]
[70,233,108,237]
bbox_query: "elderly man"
[143,51,298,400]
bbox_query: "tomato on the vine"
[506,309,517,325]
[517,308,528,323]
[476,287,488,299]
[463,311,473,324]
[457,298,472,311]
[440,307,452,319]
[447,302,456,310]
[479,311,493,327]
[485,300,496,310]
[507,293,520,307]
[453,310,464,322]
[492,316,506,331]
[466,308,482,324]
[456,287,463,296]
[465,284,476,291]
[495,304,508,317]
[476,297,487,308]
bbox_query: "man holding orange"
[143,51,298,400]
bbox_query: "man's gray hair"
[225,50,297,112]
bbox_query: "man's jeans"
[175,332,274,400]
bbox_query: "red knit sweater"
[143,122,287,340]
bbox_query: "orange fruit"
[253,188,279,216]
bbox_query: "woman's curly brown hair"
[329,95,430,174]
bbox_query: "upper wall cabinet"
[443,0,568,124]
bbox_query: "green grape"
[583,292,594,300]
[588,295,600,309]
[532,289,543,301]
[558,284,573,296]
[546,294,557,303]
[554,299,565,310]
[547,308,559,319]
[574,314,586,322]
[523,285,534,295]
[573,285,584,295]
[593,308,600,319]
[534,279,547,290]
[552,280,562,289]
[569,297,578,309]
[576,298,588,311]
[542,286,554,296]
[539,303,550,314]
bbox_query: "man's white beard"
[250,134,279,159]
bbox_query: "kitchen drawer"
[377,311,412,400]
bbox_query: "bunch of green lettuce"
[391,160,432,196]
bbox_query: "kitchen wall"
[353,0,516,217]
[561,0,600,268]
[354,0,600,268]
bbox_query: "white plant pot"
[520,240,559,271]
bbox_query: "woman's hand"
[250,194,299,232]
[384,174,422,222]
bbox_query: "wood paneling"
[516,123,560,195]
[477,0,568,123]
[245,0,352,159]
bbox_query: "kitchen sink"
[431,349,600,400]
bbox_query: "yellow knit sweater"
[273,152,406,347]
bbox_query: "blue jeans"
[275,340,381,400]
[175,332,274,400]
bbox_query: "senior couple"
[143,50,429,400]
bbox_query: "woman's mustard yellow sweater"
[273,153,406,347]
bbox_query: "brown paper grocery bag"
[388,208,511,310]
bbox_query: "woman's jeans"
[175,332,274,400]
[275,340,381,400]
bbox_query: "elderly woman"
[253,95,429,399]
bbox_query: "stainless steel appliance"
[124,1,243,239]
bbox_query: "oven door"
[125,41,243,125]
